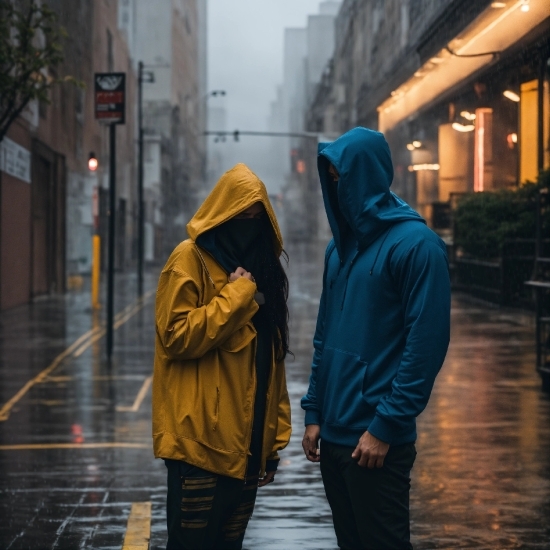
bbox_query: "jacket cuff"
[265,459,279,473]
[304,409,320,426]
[367,414,395,444]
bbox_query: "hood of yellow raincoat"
[186,163,283,256]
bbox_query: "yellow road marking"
[116,376,153,412]
[43,375,148,383]
[0,328,98,422]
[75,290,155,358]
[73,329,105,357]
[122,502,152,550]
[0,442,150,450]
[0,290,155,422]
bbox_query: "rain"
[0,0,549,548]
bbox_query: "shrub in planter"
[454,170,550,260]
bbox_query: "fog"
[207,0,324,193]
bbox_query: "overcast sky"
[207,0,328,191]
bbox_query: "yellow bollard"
[92,235,101,309]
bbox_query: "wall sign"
[0,137,31,183]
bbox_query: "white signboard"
[0,137,31,183]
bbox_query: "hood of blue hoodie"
[318,127,424,256]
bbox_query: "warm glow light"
[460,110,477,121]
[88,155,98,171]
[491,2,506,7]
[507,133,518,148]
[503,90,520,102]
[408,164,440,171]
[452,122,475,132]
[474,108,492,192]
[520,0,530,12]
[406,143,415,151]
[296,160,306,174]
[412,140,422,148]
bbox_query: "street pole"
[94,71,125,361]
[106,123,116,359]
[137,61,144,297]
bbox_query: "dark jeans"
[320,440,416,550]
[165,460,259,550]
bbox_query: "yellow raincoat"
[152,164,291,480]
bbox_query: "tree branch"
[0,93,33,143]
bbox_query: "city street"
[0,239,549,549]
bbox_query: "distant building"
[207,104,228,189]
[121,0,207,261]
[270,1,341,240]
[306,4,340,103]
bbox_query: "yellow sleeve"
[156,268,259,360]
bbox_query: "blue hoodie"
[301,127,450,446]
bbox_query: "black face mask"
[216,218,263,260]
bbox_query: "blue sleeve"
[301,241,334,425]
[367,238,451,443]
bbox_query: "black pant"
[320,440,416,550]
[165,460,259,550]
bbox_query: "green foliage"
[454,170,550,259]
[0,0,81,142]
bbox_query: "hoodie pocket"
[318,346,372,428]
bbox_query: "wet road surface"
[0,239,549,549]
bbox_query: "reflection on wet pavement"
[0,240,549,549]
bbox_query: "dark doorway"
[31,140,66,298]
[32,155,52,296]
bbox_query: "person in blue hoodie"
[301,127,450,550]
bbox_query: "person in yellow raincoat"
[153,163,292,550]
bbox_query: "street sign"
[94,73,126,124]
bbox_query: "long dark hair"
[255,223,290,362]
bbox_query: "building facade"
[306,0,550,232]
[0,0,138,310]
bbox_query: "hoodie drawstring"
[338,227,394,310]
[340,251,359,310]
[369,227,393,276]
[194,244,216,288]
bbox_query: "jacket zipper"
[212,387,219,431]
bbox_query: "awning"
[378,0,550,132]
